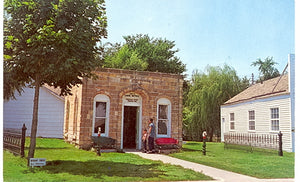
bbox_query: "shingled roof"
[223,74,289,106]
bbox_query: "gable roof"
[223,74,289,106]
[42,84,65,101]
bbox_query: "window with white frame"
[248,110,255,131]
[157,98,171,137]
[230,113,235,130]
[93,94,110,136]
[271,108,279,131]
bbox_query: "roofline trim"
[221,93,290,108]
[222,90,288,106]
[42,86,65,101]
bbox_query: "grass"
[3,138,212,182]
[169,141,294,179]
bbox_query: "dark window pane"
[96,102,106,117]
[158,120,167,135]
[249,111,255,120]
[271,108,279,119]
[249,121,255,130]
[94,118,106,133]
[159,105,168,119]
[271,120,279,131]
[230,113,234,121]
[230,122,235,130]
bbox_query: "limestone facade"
[64,68,183,149]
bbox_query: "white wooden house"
[3,85,65,138]
[221,54,295,152]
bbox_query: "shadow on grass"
[35,160,164,179]
[182,148,202,152]
[25,147,69,150]
[184,142,201,145]
[182,142,202,151]
[36,147,70,150]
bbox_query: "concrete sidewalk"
[129,152,294,182]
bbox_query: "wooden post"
[97,127,101,156]
[21,124,27,157]
[202,131,207,155]
[278,131,283,156]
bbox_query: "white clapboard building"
[3,85,64,138]
[221,54,295,152]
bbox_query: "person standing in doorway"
[147,118,155,153]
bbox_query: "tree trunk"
[27,75,41,165]
[209,127,214,142]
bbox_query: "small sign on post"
[29,158,46,167]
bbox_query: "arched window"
[93,94,110,136]
[157,98,171,138]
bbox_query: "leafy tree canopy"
[102,34,186,74]
[4,0,107,98]
[184,64,249,141]
[251,57,280,82]
[103,44,148,71]
[4,0,107,160]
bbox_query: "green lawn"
[169,141,294,179]
[3,138,211,182]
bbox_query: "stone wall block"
[65,68,183,149]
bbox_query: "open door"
[123,106,138,149]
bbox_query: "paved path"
[129,152,294,182]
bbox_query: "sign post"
[202,131,207,155]
[97,127,101,156]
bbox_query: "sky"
[0,1,298,176]
[104,0,295,79]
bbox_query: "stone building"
[64,68,184,150]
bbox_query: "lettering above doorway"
[124,93,140,103]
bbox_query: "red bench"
[155,138,179,154]
[155,138,178,145]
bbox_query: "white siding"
[3,87,64,138]
[221,94,292,152]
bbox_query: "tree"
[102,34,186,74]
[4,0,107,161]
[103,44,148,71]
[3,17,28,100]
[3,61,26,100]
[251,57,280,81]
[185,65,248,141]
